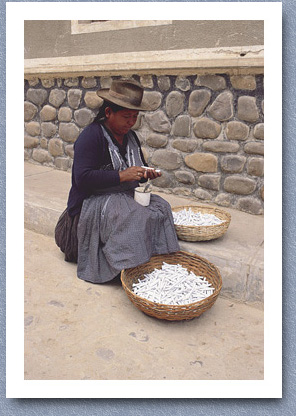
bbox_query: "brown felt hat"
[96,79,150,111]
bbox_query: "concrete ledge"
[24,45,264,78]
[24,161,264,305]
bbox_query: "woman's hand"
[119,166,147,182]
[143,168,161,180]
[119,166,162,182]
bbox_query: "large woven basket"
[172,205,231,242]
[121,251,222,321]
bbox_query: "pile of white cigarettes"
[173,208,224,226]
[132,262,215,305]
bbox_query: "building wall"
[24,20,264,59]
[24,72,264,215]
[24,20,264,215]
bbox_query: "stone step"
[24,161,264,305]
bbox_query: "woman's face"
[105,107,139,137]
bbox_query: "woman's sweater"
[67,121,147,217]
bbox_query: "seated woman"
[55,79,180,283]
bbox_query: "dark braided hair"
[94,100,126,123]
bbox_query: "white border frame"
[7,1,282,399]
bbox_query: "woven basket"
[121,251,222,321]
[172,205,231,242]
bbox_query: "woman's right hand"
[119,166,146,182]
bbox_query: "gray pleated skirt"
[77,190,180,284]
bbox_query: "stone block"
[195,75,226,91]
[24,135,39,148]
[224,176,256,195]
[198,174,220,190]
[175,171,195,185]
[48,138,64,157]
[143,91,162,111]
[28,78,39,87]
[203,141,239,153]
[55,157,70,171]
[185,153,218,173]
[100,77,113,89]
[157,76,171,91]
[131,114,142,130]
[244,142,264,155]
[81,77,97,88]
[214,193,232,207]
[24,101,38,121]
[41,122,57,138]
[194,189,212,200]
[145,111,171,133]
[65,144,74,159]
[188,89,211,117]
[141,147,149,163]
[64,78,79,87]
[32,149,53,164]
[236,197,263,215]
[40,138,48,149]
[253,123,264,140]
[59,123,80,143]
[193,117,221,139]
[40,105,57,121]
[172,139,198,153]
[208,91,234,121]
[49,89,66,108]
[151,171,173,188]
[84,91,103,109]
[41,79,55,88]
[221,155,246,173]
[146,133,168,148]
[174,187,192,197]
[175,76,190,91]
[247,157,264,177]
[25,121,40,136]
[237,96,259,122]
[165,91,184,118]
[68,89,82,109]
[151,149,182,170]
[58,107,72,122]
[230,75,256,90]
[260,186,264,200]
[140,75,154,88]
[26,88,47,106]
[24,149,31,160]
[225,121,249,141]
[74,108,94,127]
[172,115,191,137]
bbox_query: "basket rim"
[120,250,222,309]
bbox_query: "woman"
[55,79,180,283]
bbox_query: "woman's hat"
[96,79,150,111]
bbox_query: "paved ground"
[24,161,264,380]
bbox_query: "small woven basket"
[121,251,222,321]
[172,205,231,242]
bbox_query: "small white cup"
[134,187,151,206]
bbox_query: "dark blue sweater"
[67,122,147,217]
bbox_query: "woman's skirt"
[77,191,180,283]
[55,209,80,263]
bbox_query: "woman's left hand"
[143,168,161,180]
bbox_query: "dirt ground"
[24,229,263,380]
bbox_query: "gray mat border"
[2,0,295,414]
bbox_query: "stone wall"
[24,73,264,215]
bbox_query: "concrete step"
[24,161,264,305]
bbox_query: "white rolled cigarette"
[141,166,161,173]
